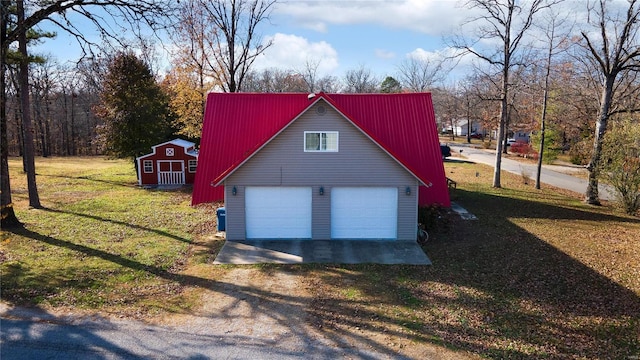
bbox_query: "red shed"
[136,139,198,187]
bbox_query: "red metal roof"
[192,92,450,207]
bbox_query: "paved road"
[0,309,394,360]
[448,144,615,201]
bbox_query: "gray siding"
[224,184,246,240]
[225,100,419,241]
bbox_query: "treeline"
[3,52,636,163]
[5,60,101,157]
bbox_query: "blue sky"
[30,0,605,83]
[261,0,464,76]
[31,0,473,82]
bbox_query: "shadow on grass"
[4,188,640,358]
[38,173,136,188]
[38,173,197,195]
[3,227,205,287]
[2,226,424,359]
[444,157,475,165]
[40,207,193,244]
[297,189,640,358]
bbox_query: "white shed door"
[245,187,312,239]
[331,187,398,239]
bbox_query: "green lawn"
[1,156,639,358]
[1,157,220,315]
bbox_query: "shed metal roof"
[192,92,450,207]
[136,138,198,160]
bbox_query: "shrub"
[600,118,640,216]
[418,204,449,232]
[531,126,561,164]
[569,139,593,165]
[510,141,538,159]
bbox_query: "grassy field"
[1,157,221,315]
[1,156,639,359]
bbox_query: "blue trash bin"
[216,207,226,231]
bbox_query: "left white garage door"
[245,187,312,239]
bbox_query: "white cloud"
[403,46,476,83]
[407,47,468,61]
[407,47,441,61]
[254,33,339,76]
[375,49,395,59]
[274,0,466,35]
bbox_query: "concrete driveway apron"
[213,240,431,265]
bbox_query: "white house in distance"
[441,119,485,137]
[441,119,531,142]
[510,130,531,142]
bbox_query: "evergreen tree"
[95,51,174,162]
[380,76,402,93]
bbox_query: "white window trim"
[166,148,175,156]
[188,160,197,173]
[304,131,339,152]
[143,160,153,173]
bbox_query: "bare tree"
[243,68,307,92]
[580,0,640,205]
[459,79,484,143]
[170,0,219,108]
[203,0,277,92]
[165,0,219,141]
[343,64,379,93]
[30,59,57,157]
[396,56,445,92]
[533,10,573,189]
[1,0,175,228]
[316,74,340,93]
[465,71,503,142]
[297,58,320,93]
[432,85,463,140]
[452,0,561,188]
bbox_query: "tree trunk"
[502,104,511,155]
[493,3,513,189]
[70,92,76,155]
[585,75,615,205]
[535,109,546,190]
[17,0,41,208]
[466,109,471,144]
[44,94,52,157]
[493,62,509,188]
[536,34,553,190]
[1,1,21,227]
[493,98,507,188]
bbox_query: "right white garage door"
[331,187,398,239]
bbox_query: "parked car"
[506,138,517,146]
[470,132,483,139]
[440,144,452,159]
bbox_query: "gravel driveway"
[2,268,477,359]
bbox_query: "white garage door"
[331,187,398,239]
[245,187,312,239]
